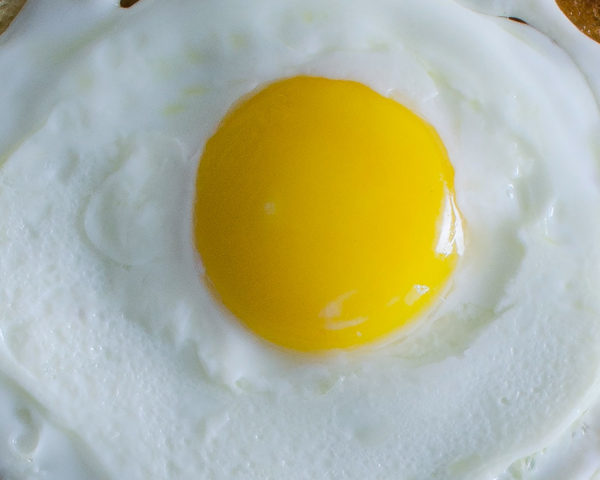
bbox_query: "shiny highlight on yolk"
[194,76,462,352]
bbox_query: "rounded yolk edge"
[194,76,462,352]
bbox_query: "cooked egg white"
[1,0,600,479]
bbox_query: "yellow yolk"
[194,76,461,352]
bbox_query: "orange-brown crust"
[556,0,600,43]
[0,0,26,36]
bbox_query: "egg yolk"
[194,76,462,352]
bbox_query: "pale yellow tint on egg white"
[195,76,459,351]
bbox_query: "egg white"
[0,0,600,479]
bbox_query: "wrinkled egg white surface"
[1,0,600,479]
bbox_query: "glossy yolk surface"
[194,76,461,351]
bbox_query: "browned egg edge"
[0,0,143,37]
[0,0,26,36]
[0,0,598,41]
[556,0,600,43]
[120,0,141,8]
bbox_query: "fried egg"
[0,0,600,479]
